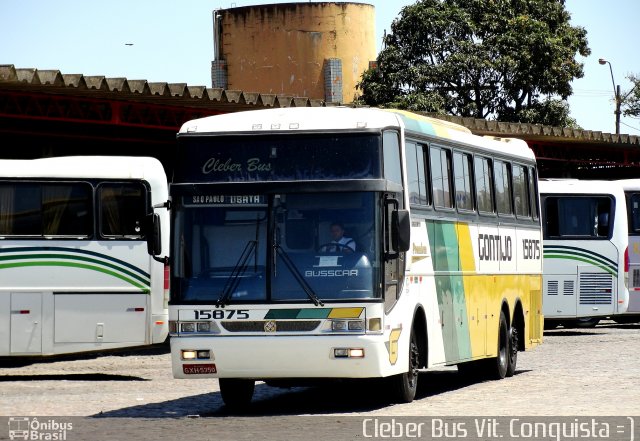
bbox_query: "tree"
[623,74,640,118]
[357,0,590,127]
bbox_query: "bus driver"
[321,222,356,253]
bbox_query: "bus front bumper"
[170,334,402,380]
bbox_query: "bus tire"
[219,378,255,409]
[573,317,600,328]
[506,325,518,377]
[485,310,509,380]
[389,327,420,403]
[543,321,559,330]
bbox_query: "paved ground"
[1,321,639,440]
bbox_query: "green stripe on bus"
[543,253,617,277]
[0,261,150,292]
[0,253,150,285]
[427,219,472,362]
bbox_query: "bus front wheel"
[389,327,420,403]
[219,378,255,409]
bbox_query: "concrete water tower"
[211,2,376,104]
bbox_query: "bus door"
[10,292,42,353]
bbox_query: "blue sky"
[2,0,638,135]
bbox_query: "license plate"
[183,363,217,375]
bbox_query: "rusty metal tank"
[211,2,376,103]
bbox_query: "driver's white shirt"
[330,236,356,252]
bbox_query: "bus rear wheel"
[389,327,420,403]
[506,325,518,377]
[219,378,255,409]
[485,310,509,380]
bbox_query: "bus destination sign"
[185,195,266,206]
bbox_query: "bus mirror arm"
[153,200,171,210]
[151,254,169,265]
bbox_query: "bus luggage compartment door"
[54,293,147,344]
[10,292,43,354]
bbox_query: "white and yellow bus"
[0,156,169,357]
[540,179,629,328]
[162,107,543,407]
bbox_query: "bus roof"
[178,107,535,162]
[0,156,166,181]
[539,179,626,196]
[616,179,640,191]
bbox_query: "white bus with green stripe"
[540,179,629,328]
[0,156,170,357]
[165,107,543,407]
[616,179,640,316]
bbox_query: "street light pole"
[598,58,621,135]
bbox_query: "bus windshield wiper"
[274,244,324,307]
[216,240,257,308]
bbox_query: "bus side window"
[99,182,147,238]
[494,160,513,216]
[474,156,494,214]
[529,167,540,221]
[596,198,612,237]
[512,164,530,219]
[543,197,559,238]
[453,151,474,211]
[430,146,453,209]
[406,141,429,206]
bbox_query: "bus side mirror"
[392,209,411,252]
[146,213,162,256]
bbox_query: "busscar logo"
[8,417,73,440]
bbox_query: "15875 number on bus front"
[194,309,250,320]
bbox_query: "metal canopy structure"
[1,64,639,179]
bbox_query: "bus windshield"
[172,192,380,303]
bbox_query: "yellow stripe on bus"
[328,308,364,319]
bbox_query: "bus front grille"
[220,320,322,333]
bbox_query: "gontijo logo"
[8,417,73,440]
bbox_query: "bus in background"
[617,179,640,318]
[161,107,543,407]
[0,156,169,357]
[540,180,629,328]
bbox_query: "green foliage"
[623,74,640,118]
[356,0,590,127]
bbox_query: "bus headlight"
[331,320,365,332]
[180,322,196,333]
[178,321,218,334]
[197,322,211,332]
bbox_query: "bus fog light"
[348,320,364,331]
[181,350,197,360]
[334,348,365,358]
[197,350,211,359]
[334,348,349,358]
[332,320,348,331]
[197,322,211,332]
[180,322,196,333]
